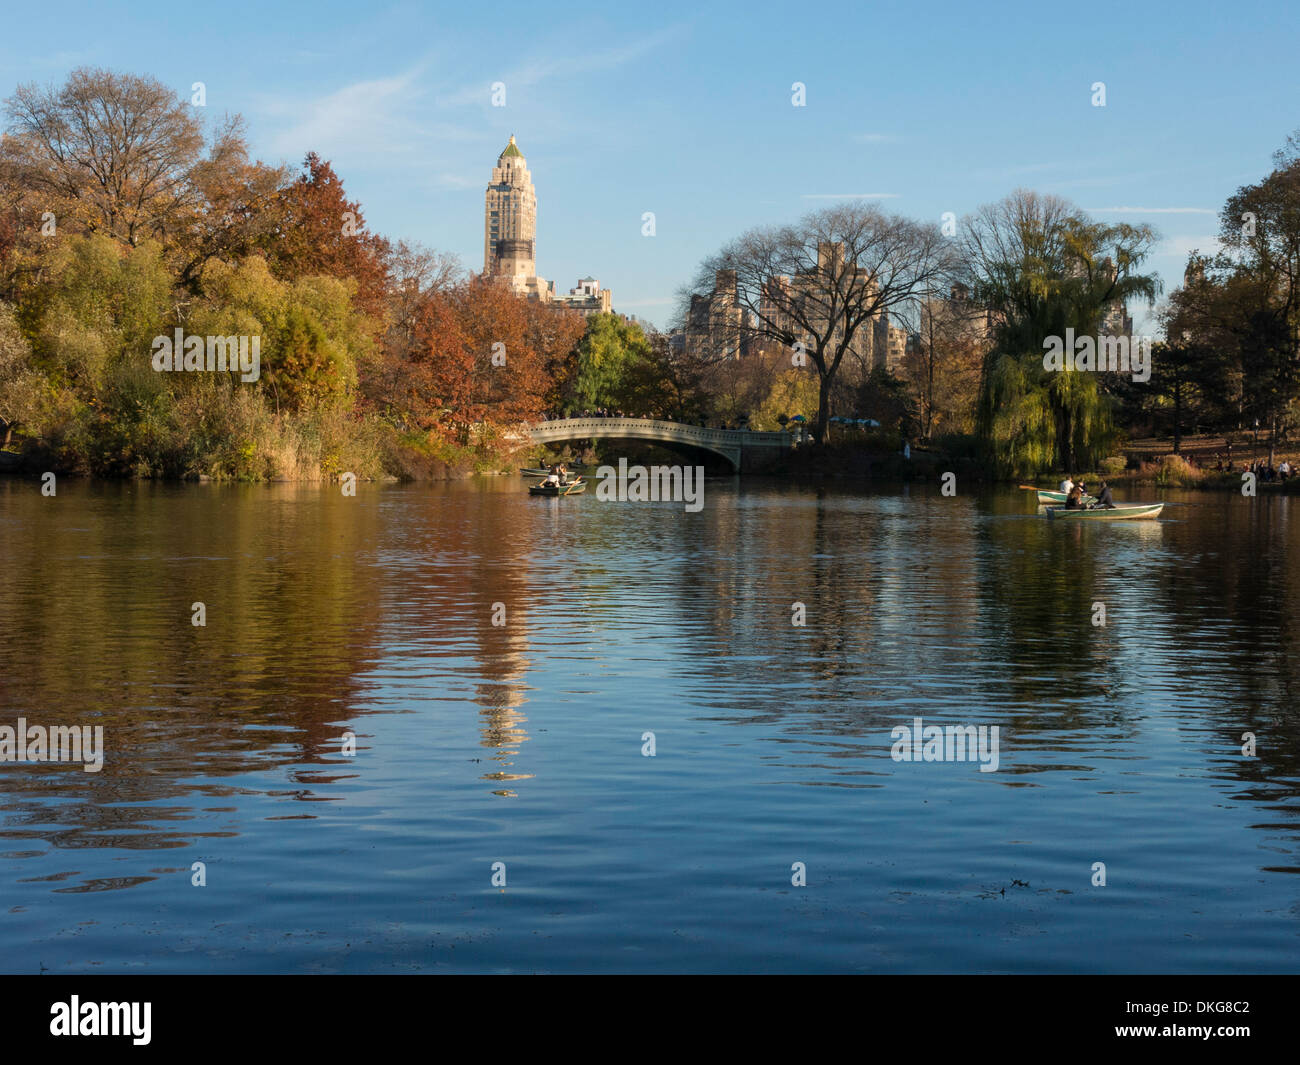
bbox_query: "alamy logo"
[595,458,704,512]
[890,717,1000,772]
[152,329,260,382]
[50,996,151,1045]
[1043,328,1151,383]
[0,718,104,772]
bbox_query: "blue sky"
[3,0,1298,332]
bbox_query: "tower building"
[483,135,549,300]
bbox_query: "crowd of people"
[1214,455,1292,481]
[536,410,763,431]
[538,409,631,420]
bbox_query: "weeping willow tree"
[961,191,1161,477]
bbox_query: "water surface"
[0,478,1297,972]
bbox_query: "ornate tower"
[484,135,540,292]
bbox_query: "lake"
[1,476,1297,973]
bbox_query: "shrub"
[1154,453,1203,487]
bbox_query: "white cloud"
[262,67,430,158]
[434,24,688,108]
[258,22,689,164]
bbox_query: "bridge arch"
[518,417,794,472]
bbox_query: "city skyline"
[2,0,1296,333]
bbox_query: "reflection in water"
[0,478,1298,973]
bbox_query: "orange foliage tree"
[403,279,584,447]
[259,153,390,324]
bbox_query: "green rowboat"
[1037,489,1098,505]
[1046,503,1163,521]
[528,479,587,497]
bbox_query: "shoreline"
[4,440,1295,492]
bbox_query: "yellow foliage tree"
[751,368,820,431]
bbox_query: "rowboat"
[528,478,587,497]
[1036,489,1097,505]
[1046,503,1163,521]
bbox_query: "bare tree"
[683,203,952,443]
[2,67,288,286]
[5,68,208,244]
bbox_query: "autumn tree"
[0,300,45,447]
[749,364,820,431]
[1184,133,1300,449]
[258,152,390,323]
[896,288,987,440]
[366,240,462,414]
[188,255,370,414]
[405,280,584,446]
[1,68,289,294]
[698,346,794,426]
[609,325,708,421]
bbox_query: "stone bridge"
[519,417,796,472]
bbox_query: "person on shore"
[1095,480,1115,509]
[1065,484,1084,509]
[1280,460,1292,481]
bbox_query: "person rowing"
[1059,474,1074,495]
[1094,479,1115,509]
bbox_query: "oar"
[1018,484,1039,491]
